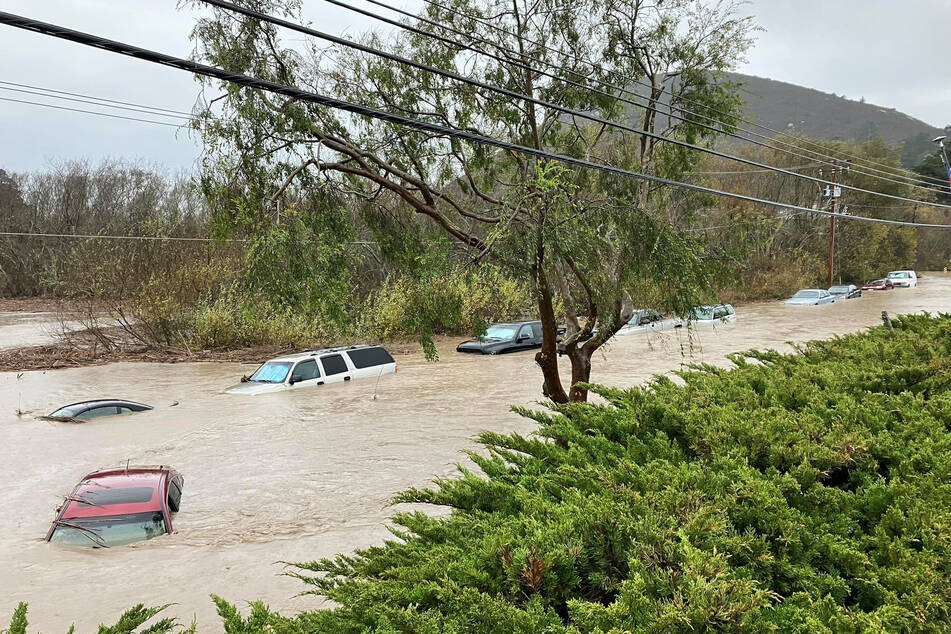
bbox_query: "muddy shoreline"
[0,327,433,372]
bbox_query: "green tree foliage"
[689,135,930,296]
[3,603,192,634]
[187,0,758,401]
[202,314,951,632]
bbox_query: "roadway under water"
[1,275,950,631]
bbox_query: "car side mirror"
[517,334,530,341]
[288,377,298,385]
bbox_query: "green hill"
[727,73,945,166]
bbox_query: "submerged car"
[46,465,183,548]
[616,309,683,336]
[828,284,862,299]
[886,270,917,288]
[44,400,152,422]
[786,289,836,305]
[689,304,737,324]
[226,345,397,395]
[862,279,894,291]
[457,321,543,354]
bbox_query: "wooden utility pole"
[827,162,838,286]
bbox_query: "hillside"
[727,73,944,163]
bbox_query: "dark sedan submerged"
[44,400,152,422]
[829,284,862,299]
[457,321,543,354]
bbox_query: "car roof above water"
[267,344,390,363]
[61,466,172,518]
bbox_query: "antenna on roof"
[125,459,130,475]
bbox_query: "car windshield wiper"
[52,519,109,548]
[64,494,106,509]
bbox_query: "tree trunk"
[533,257,569,404]
[566,347,592,402]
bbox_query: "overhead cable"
[409,0,951,190]
[1,10,947,231]
[198,0,951,209]
[0,95,184,127]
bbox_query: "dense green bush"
[360,266,533,358]
[234,314,951,632]
[10,315,951,631]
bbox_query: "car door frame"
[317,353,352,384]
[514,323,536,350]
[287,358,323,389]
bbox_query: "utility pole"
[934,136,951,189]
[827,162,838,287]
[825,160,850,286]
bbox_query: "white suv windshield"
[250,361,293,383]
[888,272,910,279]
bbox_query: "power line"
[407,0,951,191]
[0,79,194,117]
[199,0,951,210]
[0,231,454,246]
[0,85,194,120]
[0,231,235,242]
[0,95,184,127]
[308,0,951,195]
[365,0,948,191]
[1,10,947,233]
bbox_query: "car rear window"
[75,486,154,506]
[346,346,395,369]
[320,354,349,375]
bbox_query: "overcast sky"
[0,0,948,173]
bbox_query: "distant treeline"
[0,139,947,350]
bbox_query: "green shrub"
[244,313,950,632]
[360,266,532,358]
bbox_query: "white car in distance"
[689,304,737,324]
[886,270,917,288]
[226,345,397,394]
[616,309,684,336]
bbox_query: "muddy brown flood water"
[1,275,950,631]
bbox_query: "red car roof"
[60,467,170,519]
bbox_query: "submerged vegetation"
[10,314,951,631]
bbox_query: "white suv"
[886,270,918,288]
[226,345,397,394]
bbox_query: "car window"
[75,406,120,420]
[291,359,320,382]
[713,306,730,319]
[793,290,818,299]
[483,325,518,340]
[346,346,394,369]
[76,486,154,506]
[320,354,348,376]
[517,325,533,339]
[250,361,292,383]
[531,323,542,339]
[888,272,910,279]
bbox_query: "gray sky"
[0,0,948,172]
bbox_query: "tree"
[188,0,756,402]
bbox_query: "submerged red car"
[862,279,894,291]
[45,466,183,548]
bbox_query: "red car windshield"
[50,511,167,548]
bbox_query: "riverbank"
[2,274,945,372]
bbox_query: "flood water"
[2,275,950,631]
